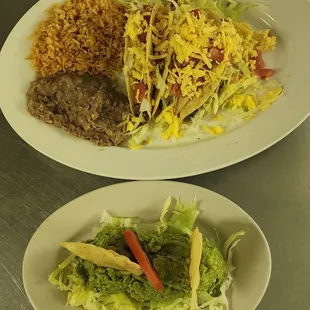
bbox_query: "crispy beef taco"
[160,6,227,121]
[150,3,174,116]
[124,4,158,117]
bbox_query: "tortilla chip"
[60,242,143,276]
[180,81,220,121]
[189,227,203,310]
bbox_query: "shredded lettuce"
[140,98,152,115]
[155,195,172,233]
[223,229,247,259]
[168,198,199,235]
[48,254,76,290]
[117,0,158,11]
[198,230,247,310]
[127,123,152,148]
[236,60,251,77]
[100,210,140,228]
[183,0,261,19]
[155,65,168,93]
[185,0,225,17]
[216,0,262,19]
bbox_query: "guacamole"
[49,196,240,310]
[74,225,227,303]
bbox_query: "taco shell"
[124,5,157,115]
[123,37,134,114]
[153,48,172,116]
[179,81,220,121]
[175,96,190,115]
[146,5,158,106]
[189,227,203,310]
[60,242,143,276]
[151,3,174,116]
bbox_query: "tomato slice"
[191,9,200,18]
[210,47,224,63]
[134,83,147,103]
[255,68,276,79]
[170,83,181,96]
[255,50,266,70]
[123,230,164,292]
[253,50,275,79]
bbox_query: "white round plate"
[1,0,309,179]
[23,181,271,310]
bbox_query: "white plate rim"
[22,181,272,310]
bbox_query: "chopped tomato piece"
[255,68,276,79]
[134,83,147,103]
[210,47,224,63]
[191,9,200,18]
[170,83,181,96]
[137,32,147,43]
[255,50,266,70]
[123,230,164,292]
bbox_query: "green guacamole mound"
[73,225,227,304]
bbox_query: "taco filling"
[49,197,245,310]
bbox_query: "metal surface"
[0,1,309,309]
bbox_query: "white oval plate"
[1,0,309,179]
[23,181,271,310]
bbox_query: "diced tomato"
[137,32,147,43]
[134,83,147,103]
[210,47,224,63]
[123,230,164,292]
[253,50,275,78]
[255,50,266,70]
[191,9,200,18]
[255,68,276,79]
[170,83,181,96]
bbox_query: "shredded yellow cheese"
[203,125,224,135]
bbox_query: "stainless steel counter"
[1,1,310,309]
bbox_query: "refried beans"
[27,73,129,146]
